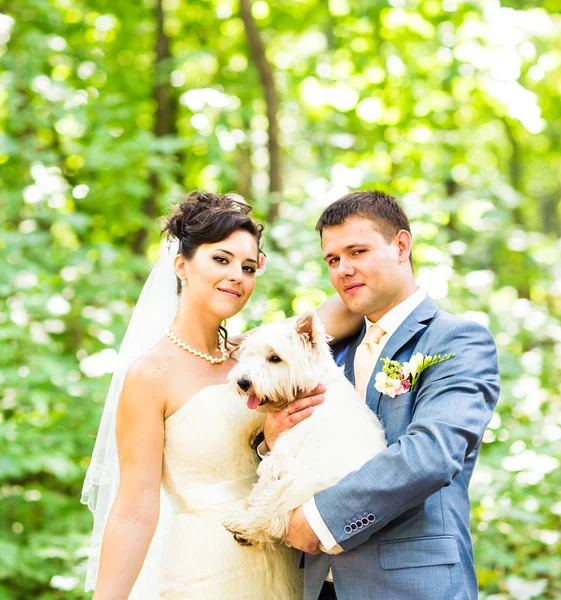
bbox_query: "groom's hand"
[263,384,326,450]
[286,506,321,554]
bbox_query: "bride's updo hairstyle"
[162,190,264,294]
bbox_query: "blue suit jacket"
[303,297,500,600]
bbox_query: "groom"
[266,190,500,600]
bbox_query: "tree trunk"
[541,188,560,235]
[503,119,524,226]
[239,0,282,225]
[237,120,253,201]
[133,0,176,255]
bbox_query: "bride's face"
[178,230,259,320]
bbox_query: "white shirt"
[303,287,426,566]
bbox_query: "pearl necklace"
[166,328,228,365]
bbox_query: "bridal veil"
[81,239,179,598]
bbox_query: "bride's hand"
[263,385,326,451]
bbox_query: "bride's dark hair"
[162,190,264,288]
[161,190,264,347]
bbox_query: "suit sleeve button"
[350,522,358,531]
[344,525,352,535]
[367,513,376,522]
[361,517,369,526]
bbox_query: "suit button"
[357,520,364,529]
[361,517,369,526]
[344,525,352,535]
[350,522,358,531]
[367,513,376,523]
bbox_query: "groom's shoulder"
[330,333,359,366]
[426,307,495,346]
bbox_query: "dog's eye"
[268,355,282,363]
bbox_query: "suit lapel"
[365,297,440,412]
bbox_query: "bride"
[81,191,360,599]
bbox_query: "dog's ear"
[295,310,323,348]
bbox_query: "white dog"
[223,310,387,552]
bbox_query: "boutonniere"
[374,352,455,398]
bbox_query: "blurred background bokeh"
[1,0,560,598]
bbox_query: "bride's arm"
[316,293,363,342]
[93,358,166,600]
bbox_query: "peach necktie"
[354,323,386,399]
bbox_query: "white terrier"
[223,310,387,552]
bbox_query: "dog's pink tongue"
[247,395,262,410]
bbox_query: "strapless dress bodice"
[157,383,302,599]
[162,384,265,513]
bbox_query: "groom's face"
[321,217,407,321]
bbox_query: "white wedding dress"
[157,383,303,599]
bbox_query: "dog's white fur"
[223,310,387,552]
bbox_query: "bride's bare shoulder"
[122,348,173,399]
[117,352,170,437]
[130,352,170,376]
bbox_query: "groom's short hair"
[315,190,411,244]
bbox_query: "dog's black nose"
[237,378,251,392]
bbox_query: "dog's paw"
[222,518,240,532]
[233,532,253,546]
[223,522,254,546]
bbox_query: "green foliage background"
[1,0,560,598]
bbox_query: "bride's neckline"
[165,383,230,424]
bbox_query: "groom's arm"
[305,319,500,552]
